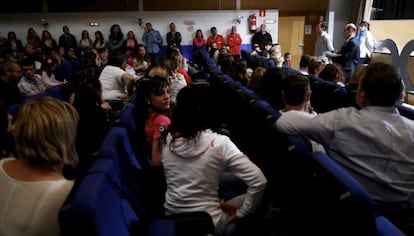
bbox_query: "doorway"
[278,16,305,70]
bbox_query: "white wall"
[328,0,351,49]
[0,10,279,47]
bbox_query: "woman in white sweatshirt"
[161,83,267,236]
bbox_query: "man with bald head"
[331,23,360,82]
[251,24,273,51]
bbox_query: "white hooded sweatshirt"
[162,129,267,226]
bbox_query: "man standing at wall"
[142,22,163,64]
[166,22,182,56]
[314,22,334,64]
[251,24,272,51]
[207,26,225,52]
[227,25,242,59]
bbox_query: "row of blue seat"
[206,55,405,235]
[60,125,216,236]
[8,83,69,117]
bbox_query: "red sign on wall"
[259,9,266,17]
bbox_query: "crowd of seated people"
[0,20,412,236]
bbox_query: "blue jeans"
[215,211,238,236]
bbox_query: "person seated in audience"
[132,75,171,169]
[298,54,313,75]
[132,76,171,216]
[169,48,192,85]
[346,63,367,92]
[145,62,171,79]
[308,60,326,78]
[261,41,274,59]
[128,44,150,80]
[160,57,187,107]
[0,61,24,107]
[98,52,135,104]
[17,58,47,97]
[248,66,266,91]
[250,43,262,56]
[283,52,292,67]
[161,83,267,236]
[318,63,346,87]
[26,28,42,54]
[73,77,111,176]
[40,57,67,88]
[93,47,109,76]
[276,62,414,235]
[0,97,79,236]
[230,58,249,86]
[345,63,367,108]
[280,74,325,153]
[269,49,284,68]
[256,67,288,110]
[22,43,43,70]
[0,103,14,158]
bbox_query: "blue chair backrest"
[46,83,68,100]
[375,215,406,236]
[119,103,137,133]
[395,101,414,120]
[60,158,142,236]
[313,151,374,204]
[100,126,141,172]
[99,126,152,216]
[309,77,348,113]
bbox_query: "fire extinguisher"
[249,14,257,33]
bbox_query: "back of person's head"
[73,78,102,110]
[145,62,172,79]
[359,63,402,106]
[161,56,178,72]
[14,97,79,167]
[0,61,15,77]
[260,67,287,110]
[218,53,234,74]
[249,66,267,90]
[108,52,126,67]
[169,83,222,140]
[308,61,325,77]
[19,57,35,68]
[299,54,312,69]
[319,63,346,84]
[282,74,311,106]
[349,64,367,86]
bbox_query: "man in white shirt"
[18,58,46,97]
[98,53,134,101]
[276,62,414,235]
[279,74,325,153]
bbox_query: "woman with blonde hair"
[0,97,79,236]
